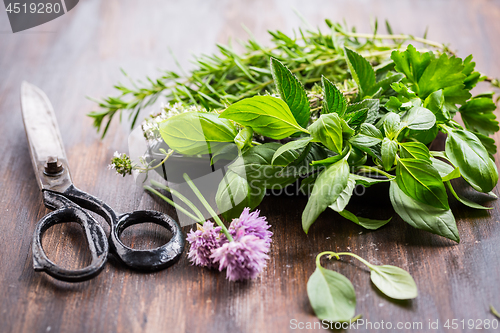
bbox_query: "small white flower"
[113,151,121,158]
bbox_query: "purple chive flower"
[211,229,270,281]
[186,221,226,268]
[229,208,272,244]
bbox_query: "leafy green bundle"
[159,45,498,242]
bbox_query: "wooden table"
[1,1,499,332]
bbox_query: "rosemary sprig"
[88,19,452,137]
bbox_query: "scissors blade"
[21,82,72,192]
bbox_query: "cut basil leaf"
[302,158,349,233]
[381,138,398,171]
[445,128,498,193]
[329,175,356,212]
[307,265,356,322]
[396,158,450,210]
[220,95,308,140]
[370,265,418,300]
[309,113,343,153]
[389,182,459,242]
[445,181,492,210]
[338,209,391,230]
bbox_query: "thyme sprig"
[89,19,453,137]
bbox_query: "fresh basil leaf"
[401,106,436,130]
[344,47,376,97]
[346,99,380,125]
[370,265,418,300]
[322,76,346,116]
[307,265,356,322]
[343,108,368,129]
[383,112,402,140]
[234,127,253,150]
[302,159,349,233]
[347,146,367,166]
[271,137,312,165]
[270,58,311,128]
[399,141,431,161]
[338,209,391,230]
[160,112,237,155]
[385,96,403,113]
[349,123,383,148]
[423,89,450,122]
[220,96,308,140]
[216,171,266,220]
[309,113,343,153]
[389,182,459,242]
[396,158,449,209]
[445,129,498,193]
[381,138,398,171]
[459,97,499,136]
[444,181,492,210]
[329,175,356,212]
[229,142,298,188]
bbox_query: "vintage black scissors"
[20,82,184,282]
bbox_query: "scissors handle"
[32,196,109,282]
[34,185,184,282]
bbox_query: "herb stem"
[149,179,206,222]
[357,165,394,179]
[334,31,447,50]
[144,186,203,223]
[316,251,377,271]
[183,173,233,241]
[134,149,174,172]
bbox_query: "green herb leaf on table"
[302,158,349,233]
[381,138,398,171]
[338,209,392,230]
[459,97,499,136]
[383,112,402,140]
[396,158,450,210]
[401,106,436,131]
[270,58,311,128]
[234,127,254,151]
[389,182,459,242]
[159,112,237,155]
[220,95,308,140]
[307,255,356,322]
[445,128,498,193]
[329,175,356,212]
[399,141,431,161]
[369,265,418,300]
[271,137,312,165]
[309,113,344,154]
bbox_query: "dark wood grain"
[1,1,500,332]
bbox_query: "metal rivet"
[44,156,64,176]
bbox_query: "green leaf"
[423,90,450,122]
[271,137,312,165]
[389,182,459,242]
[322,76,347,116]
[396,158,449,210]
[459,97,499,136]
[338,209,391,230]
[310,145,349,167]
[307,265,356,322]
[399,141,431,161]
[219,96,308,140]
[445,129,498,193]
[329,175,356,212]
[383,112,402,140]
[473,131,498,157]
[159,112,237,155]
[430,157,457,180]
[445,181,492,210]
[381,138,398,171]
[370,265,418,300]
[370,73,405,96]
[270,58,311,128]
[234,127,253,150]
[346,99,380,125]
[401,106,436,130]
[309,113,343,153]
[216,171,266,220]
[229,142,298,188]
[392,45,469,103]
[349,123,383,148]
[302,159,349,233]
[344,47,376,97]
